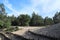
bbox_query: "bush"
[4,20,11,28]
[5,26,19,32]
[15,26,19,31]
[5,27,14,32]
[0,20,4,28]
[0,19,11,29]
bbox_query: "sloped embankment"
[31,23,60,39]
[0,32,32,40]
[21,23,60,40]
[0,33,10,40]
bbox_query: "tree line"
[0,3,60,28]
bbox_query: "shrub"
[0,20,4,28]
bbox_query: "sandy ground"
[12,27,45,36]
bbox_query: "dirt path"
[12,27,45,35]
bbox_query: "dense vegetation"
[0,3,60,29]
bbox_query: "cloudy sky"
[0,0,60,18]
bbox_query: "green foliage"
[0,4,5,14]
[30,12,44,26]
[5,27,14,32]
[5,26,19,32]
[44,17,54,25]
[0,20,4,28]
[15,26,19,31]
[8,15,17,26]
[18,14,30,26]
[0,3,11,29]
[4,20,11,28]
[53,12,60,24]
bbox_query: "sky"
[0,0,60,18]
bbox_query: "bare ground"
[12,27,45,35]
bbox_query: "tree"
[8,15,17,26]
[44,17,54,25]
[0,20,4,28]
[0,3,11,28]
[4,20,11,28]
[53,12,60,24]
[18,14,30,26]
[0,4,7,20]
[30,12,44,26]
[0,4,6,15]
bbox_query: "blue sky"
[0,0,60,18]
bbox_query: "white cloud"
[3,0,20,16]
[3,0,34,16]
[31,0,60,18]
[3,0,60,17]
[42,0,60,13]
